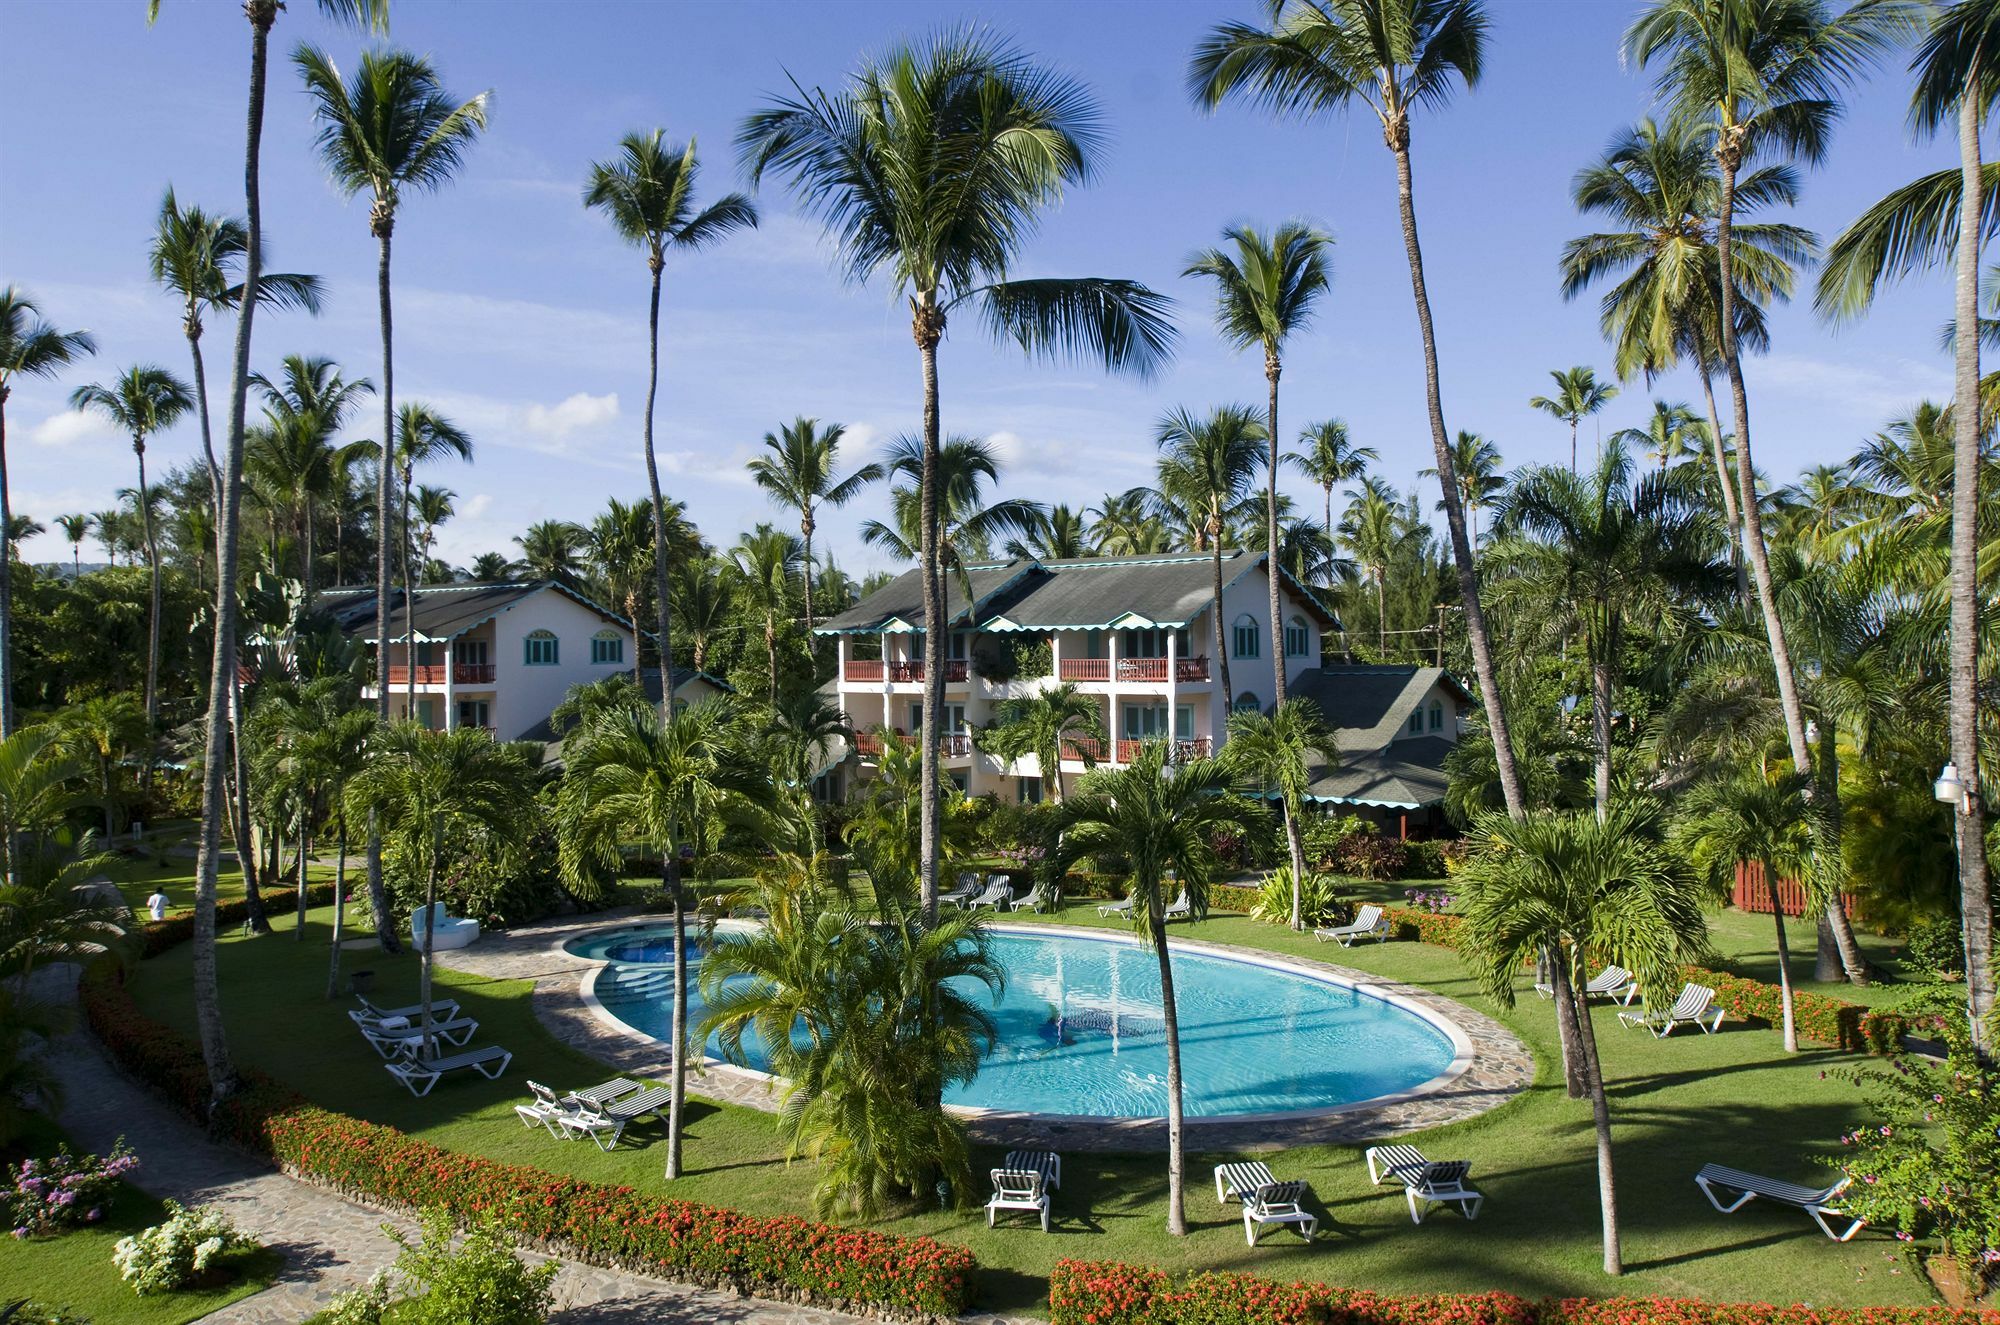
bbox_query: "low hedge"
[142,882,339,958]
[1048,1262,2000,1325]
[90,903,976,1321]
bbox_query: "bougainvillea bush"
[4,1138,137,1236]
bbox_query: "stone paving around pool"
[437,911,1535,1154]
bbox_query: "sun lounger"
[1242,1180,1316,1245]
[1013,878,1061,914]
[1314,904,1390,946]
[1618,982,1724,1037]
[570,1076,641,1106]
[558,1085,674,1150]
[1365,1143,1428,1186]
[1006,1149,1061,1190]
[384,1044,512,1096]
[986,1168,1051,1232]
[351,995,461,1026]
[940,872,981,908]
[1096,894,1135,917]
[514,1081,569,1136]
[1162,889,1192,921]
[1695,1164,1862,1241]
[1362,1144,1483,1221]
[964,877,1014,911]
[1535,964,1636,1003]
[1214,1160,1277,1204]
[358,1014,480,1058]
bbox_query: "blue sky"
[0,0,1959,577]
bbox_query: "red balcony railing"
[843,659,884,682]
[882,659,967,683]
[1058,658,1109,681]
[1114,736,1211,764]
[385,662,496,686]
[1060,656,1210,683]
[1060,736,1106,761]
[854,730,886,756]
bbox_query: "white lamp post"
[1935,762,1970,812]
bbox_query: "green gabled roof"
[1290,665,1470,747]
[813,561,1028,634]
[1304,736,1455,809]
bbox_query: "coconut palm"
[0,290,95,738]
[730,525,804,704]
[582,498,653,676]
[1457,802,1711,1274]
[387,403,472,706]
[669,554,733,676]
[1813,0,2000,1050]
[1155,406,1265,701]
[49,694,148,842]
[585,130,757,721]
[512,520,586,584]
[1193,0,1528,823]
[980,682,1106,803]
[1337,479,1401,656]
[1615,399,1707,473]
[1048,744,1263,1234]
[747,417,880,637]
[468,551,509,581]
[1090,488,1176,555]
[244,354,373,595]
[1226,699,1340,929]
[1006,503,1094,561]
[555,699,768,1179]
[859,436,1045,592]
[54,514,90,576]
[1418,430,1505,544]
[1289,419,1376,576]
[69,366,195,731]
[1530,366,1621,473]
[345,723,534,1055]
[742,30,1176,918]
[1185,222,1332,703]
[765,691,854,793]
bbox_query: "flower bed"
[89,897,976,1322]
[1048,1261,2000,1325]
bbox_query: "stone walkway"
[28,966,890,1325]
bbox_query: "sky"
[0,0,1962,579]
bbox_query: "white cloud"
[523,391,619,440]
[28,410,118,449]
[1756,353,1952,425]
[459,493,494,521]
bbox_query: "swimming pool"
[564,923,1465,1121]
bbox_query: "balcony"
[843,659,884,682]
[855,730,887,756]
[385,662,497,686]
[876,659,967,683]
[1060,736,1106,761]
[1114,736,1212,764]
[853,729,973,758]
[1057,656,1209,683]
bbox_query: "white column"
[1165,628,1178,760]
[1106,629,1120,766]
[442,638,457,730]
[881,633,895,731]
[836,635,849,706]
[1049,630,1061,684]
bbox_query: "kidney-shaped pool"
[565,923,1466,1120]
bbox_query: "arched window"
[1233,690,1261,714]
[1429,700,1444,731]
[1408,709,1424,734]
[590,629,624,665]
[1284,615,1310,657]
[524,629,558,666]
[1231,613,1260,658]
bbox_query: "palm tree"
[0,728,92,887]
[411,484,453,579]
[555,700,767,1179]
[388,402,471,707]
[296,44,487,730]
[1337,479,1400,656]
[345,723,534,1054]
[1185,222,1333,704]
[980,682,1105,803]
[1289,418,1376,577]
[1155,406,1265,701]
[747,417,881,637]
[765,691,854,794]
[1458,803,1711,1274]
[1225,699,1339,929]
[585,131,757,723]
[1561,115,1814,601]
[244,354,373,596]
[468,551,509,581]
[1090,488,1175,555]
[1006,503,1094,561]
[669,555,733,676]
[512,519,586,584]
[0,290,96,737]
[1530,366,1621,473]
[4,516,43,557]
[1049,744,1263,1234]
[1615,399,1706,473]
[742,31,1176,919]
[69,366,195,732]
[859,436,1045,591]
[50,694,148,841]
[1675,771,1820,1052]
[730,525,804,704]
[583,498,653,676]
[1193,0,1528,823]
[1812,0,1999,1051]
[1419,430,1504,544]
[54,514,89,576]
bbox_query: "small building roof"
[1289,664,1472,750]
[315,579,631,643]
[1304,736,1456,810]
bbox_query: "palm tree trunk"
[1375,574,1386,657]
[1562,961,1621,1275]
[303,499,315,605]
[640,262,677,725]
[914,304,945,923]
[1550,943,1588,1098]
[1570,418,1579,474]
[418,851,439,1060]
[294,815,310,939]
[0,397,14,742]
[326,811,347,999]
[1151,905,1187,1235]
[186,324,221,513]
[136,442,163,742]
[1212,538,1232,705]
[1591,654,1612,824]
[229,669,269,932]
[1951,54,1996,1054]
[801,512,815,644]
[765,619,777,705]
[1387,131,1525,823]
[1696,367,1750,605]
[1283,799,1306,930]
[373,227,394,723]
[1265,358,1286,707]
[1763,865,1799,1053]
[402,474,418,717]
[665,851,689,1180]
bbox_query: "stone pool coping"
[435,909,1534,1154]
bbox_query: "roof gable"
[317,579,632,642]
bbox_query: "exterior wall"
[490,592,637,739]
[1390,679,1464,745]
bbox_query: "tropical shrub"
[1900,917,1967,981]
[0,1303,91,1324]
[1329,831,1407,881]
[112,1200,256,1294]
[4,1138,136,1236]
[1300,813,1372,867]
[387,1208,559,1325]
[1401,838,1451,879]
[311,1273,393,1325]
[1249,867,1344,928]
[1402,885,1455,914]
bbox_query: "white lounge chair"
[940,872,981,908]
[351,995,461,1026]
[1399,1160,1483,1223]
[1214,1160,1276,1204]
[384,1044,512,1096]
[1006,1149,1061,1190]
[1162,889,1192,921]
[1618,982,1724,1037]
[409,900,479,952]
[1535,964,1637,1003]
[359,1014,480,1058]
[965,877,1014,911]
[1096,893,1135,918]
[558,1085,674,1150]
[514,1081,569,1136]
[1314,904,1390,946]
[986,1168,1051,1232]
[1242,1180,1316,1245]
[1013,878,1062,914]
[1695,1164,1862,1241]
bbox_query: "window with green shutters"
[524,630,558,666]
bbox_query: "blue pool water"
[566,925,1458,1119]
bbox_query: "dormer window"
[524,629,559,666]
[1408,710,1424,734]
[1284,615,1310,657]
[1429,700,1444,731]
[591,629,624,665]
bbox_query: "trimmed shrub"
[141,883,336,958]
[1401,838,1450,880]
[1329,832,1407,881]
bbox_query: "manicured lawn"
[0,1119,278,1323]
[122,895,1930,1316]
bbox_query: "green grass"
[121,896,1932,1317]
[0,1118,279,1323]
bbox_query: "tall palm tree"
[51,693,148,841]
[1337,479,1401,656]
[411,484,453,578]
[1049,744,1262,1234]
[1459,803,1711,1274]
[1529,366,1621,473]
[345,723,534,1054]
[584,130,758,724]
[1226,698,1340,928]
[69,366,195,732]
[4,517,42,558]
[1193,0,1528,823]
[584,498,654,676]
[512,519,586,584]
[859,436,1045,591]
[1155,406,1265,702]
[388,402,471,708]
[1561,115,1814,602]
[1418,430,1504,544]
[0,289,95,738]
[54,514,89,576]
[979,682,1106,802]
[1090,488,1175,555]
[1813,0,2000,1050]
[742,31,1176,918]
[555,700,768,1179]
[669,555,733,676]
[245,354,373,596]
[747,416,881,637]
[1185,222,1332,704]
[730,525,804,704]
[1006,503,1094,561]
[1615,399,1706,473]
[1289,418,1376,576]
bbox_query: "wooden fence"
[1731,861,1857,918]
